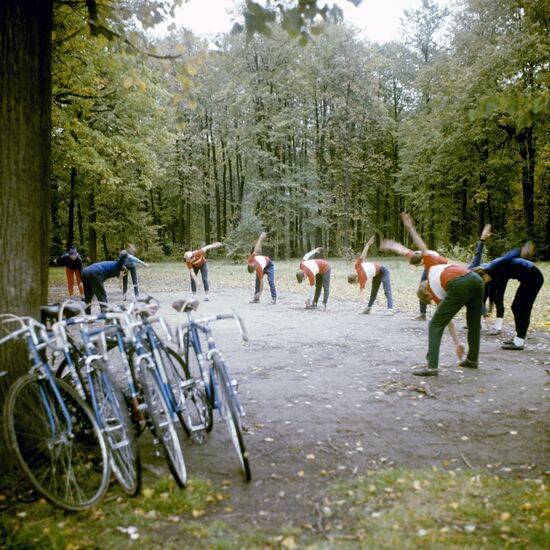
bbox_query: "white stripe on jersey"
[256,255,268,269]
[361,262,376,279]
[302,260,320,276]
[428,264,451,300]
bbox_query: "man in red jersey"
[247,232,277,304]
[396,213,484,376]
[296,247,331,309]
[347,236,394,315]
[184,241,223,301]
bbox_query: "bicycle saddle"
[171,298,200,313]
[40,303,82,324]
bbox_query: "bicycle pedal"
[180,379,195,390]
[189,423,206,432]
[230,379,239,393]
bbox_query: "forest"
[48,0,550,264]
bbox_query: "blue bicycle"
[172,299,251,481]
[1,315,110,511]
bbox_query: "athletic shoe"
[122,293,127,301]
[501,338,514,345]
[458,359,478,369]
[249,298,260,303]
[384,309,395,316]
[501,342,524,350]
[204,296,210,302]
[485,329,501,336]
[416,314,426,321]
[412,368,438,377]
[269,299,276,305]
[362,306,371,315]
[306,303,317,310]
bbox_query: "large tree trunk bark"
[0,0,53,475]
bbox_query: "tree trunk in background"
[517,126,535,238]
[77,199,84,251]
[67,166,76,248]
[0,0,53,477]
[88,184,97,262]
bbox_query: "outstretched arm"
[380,239,413,257]
[401,213,428,253]
[253,232,267,255]
[359,236,375,261]
[202,241,223,253]
[303,247,322,260]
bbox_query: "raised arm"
[303,247,322,261]
[359,236,375,261]
[380,239,413,257]
[253,232,267,255]
[401,213,428,253]
[202,241,223,253]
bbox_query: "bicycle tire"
[88,361,142,496]
[157,345,211,442]
[138,358,187,488]
[212,357,251,482]
[4,374,110,511]
[184,331,214,432]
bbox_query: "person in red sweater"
[184,242,223,301]
[387,213,483,376]
[347,236,394,315]
[296,247,331,310]
[247,232,277,304]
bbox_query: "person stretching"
[54,246,84,300]
[121,244,150,300]
[473,242,543,350]
[82,251,128,313]
[347,236,394,315]
[296,247,331,310]
[247,232,277,304]
[184,242,223,301]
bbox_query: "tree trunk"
[88,184,97,262]
[67,166,76,248]
[0,0,53,476]
[516,126,535,238]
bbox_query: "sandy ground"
[116,285,550,530]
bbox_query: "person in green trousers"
[401,213,485,376]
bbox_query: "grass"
[49,257,550,331]
[1,469,548,548]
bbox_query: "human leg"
[367,275,382,308]
[322,269,331,306]
[418,270,427,317]
[265,263,277,301]
[200,263,209,293]
[74,270,84,297]
[464,272,484,363]
[66,267,75,296]
[129,265,139,297]
[122,272,129,297]
[509,268,544,340]
[82,275,94,313]
[190,267,199,293]
[313,274,323,305]
[427,279,468,370]
[380,267,393,309]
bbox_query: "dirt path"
[128,287,550,529]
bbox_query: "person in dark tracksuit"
[474,243,543,350]
[82,251,128,312]
[54,246,84,299]
[296,247,331,310]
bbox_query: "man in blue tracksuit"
[82,250,128,312]
[474,242,543,350]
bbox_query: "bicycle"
[46,301,142,497]
[172,298,252,482]
[118,298,189,488]
[0,314,110,511]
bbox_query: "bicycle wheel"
[4,374,110,511]
[212,357,251,482]
[184,331,214,432]
[138,358,187,488]
[157,345,211,443]
[88,361,142,496]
